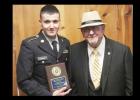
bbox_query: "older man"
[69,11,133,96]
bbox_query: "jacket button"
[42,61,45,63]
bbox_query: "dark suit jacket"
[17,31,70,96]
[69,37,133,96]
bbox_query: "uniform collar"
[42,30,59,44]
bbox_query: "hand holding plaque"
[45,63,70,93]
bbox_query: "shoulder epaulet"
[27,35,39,42]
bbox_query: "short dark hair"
[40,5,60,18]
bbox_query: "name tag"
[63,49,69,54]
[37,56,48,61]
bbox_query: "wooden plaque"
[45,63,70,93]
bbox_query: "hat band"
[81,20,102,25]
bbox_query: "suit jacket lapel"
[101,38,112,94]
[80,41,89,93]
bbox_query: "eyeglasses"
[81,25,103,34]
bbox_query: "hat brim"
[78,22,106,29]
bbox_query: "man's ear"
[102,25,105,30]
[39,19,41,23]
[39,19,43,28]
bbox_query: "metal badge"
[40,39,44,43]
[107,52,111,55]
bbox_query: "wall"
[13,5,133,96]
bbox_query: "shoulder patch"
[27,35,39,42]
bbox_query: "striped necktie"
[90,49,102,89]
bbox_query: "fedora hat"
[79,11,105,28]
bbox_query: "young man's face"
[81,25,105,48]
[40,13,60,38]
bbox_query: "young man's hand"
[52,87,72,96]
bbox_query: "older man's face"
[81,25,105,48]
